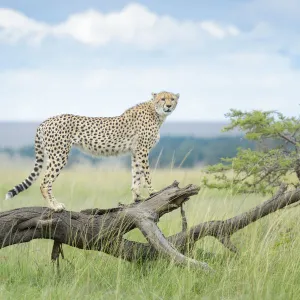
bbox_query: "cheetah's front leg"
[141,153,157,196]
[131,150,157,200]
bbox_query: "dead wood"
[1,181,300,272]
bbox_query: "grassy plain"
[0,165,300,299]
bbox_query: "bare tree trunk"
[1,181,299,272]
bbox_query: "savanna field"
[1,165,300,300]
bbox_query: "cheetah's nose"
[166,104,172,108]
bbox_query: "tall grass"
[0,166,300,299]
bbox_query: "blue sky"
[0,0,299,121]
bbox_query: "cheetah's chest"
[154,132,160,147]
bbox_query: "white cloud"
[0,2,299,123]
[0,8,49,44]
[200,21,239,39]
[0,52,299,122]
[0,4,240,49]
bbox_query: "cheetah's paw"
[49,200,66,212]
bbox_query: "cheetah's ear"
[151,92,157,100]
[176,93,180,99]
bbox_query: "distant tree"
[203,109,300,195]
[149,136,255,168]
[19,146,35,158]
[0,147,15,157]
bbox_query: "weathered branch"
[1,181,300,270]
[1,181,210,270]
[169,183,299,252]
[134,217,211,271]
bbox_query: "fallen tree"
[1,181,299,272]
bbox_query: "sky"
[0,0,300,121]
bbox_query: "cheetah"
[5,91,179,211]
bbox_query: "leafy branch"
[203,109,300,194]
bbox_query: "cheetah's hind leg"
[40,186,66,212]
[40,144,71,212]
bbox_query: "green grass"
[1,166,300,299]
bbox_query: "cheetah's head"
[152,91,180,116]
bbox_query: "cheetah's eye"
[161,98,165,101]
[171,98,175,101]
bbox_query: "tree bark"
[1,181,299,272]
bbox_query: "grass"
[1,166,300,299]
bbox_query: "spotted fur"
[5,91,179,211]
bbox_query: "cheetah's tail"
[5,130,44,200]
